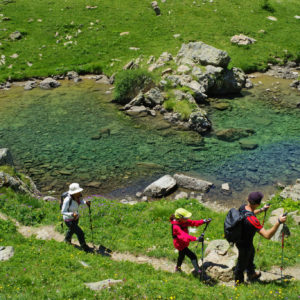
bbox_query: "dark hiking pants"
[64,219,86,247]
[177,247,199,271]
[234,243,256,283]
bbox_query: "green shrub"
[174,100,195,121]
[114,69,154,104]
[163,98,177,111]
[261,0,275,13]
[269,194,300,212]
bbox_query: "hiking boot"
[64,239,72,245]
[192,269,202,278]
[175,266,182,273]
[247,271,261,282]
[82,244,94,253]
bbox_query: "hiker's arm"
[188,219,204,227]
[258,215,287,239]
[254,204,270,215]
[61,198,73,217]
[174,226,197,242]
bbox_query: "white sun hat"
[68,183,83,195]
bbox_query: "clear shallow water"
[0,77,299,203]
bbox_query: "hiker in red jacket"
[170,208,211,277]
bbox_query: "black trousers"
[234,243,256,283]
[177,247,198,269]
[64,219,86,247]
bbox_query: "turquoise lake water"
[0,77,299,204]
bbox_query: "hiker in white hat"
[61,183,92,252]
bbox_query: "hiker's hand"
[73,212,79,220]
[86,201,91,207]
[203,218,212,223]
[278,214,287,224]
[197,235,204,242]
[262,204,270,212]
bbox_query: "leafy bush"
[114,69,154,104]
[163,99,196,120]
[163,98,177,111]
[261,0,275,13]
[269,194,300,212]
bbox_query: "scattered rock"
[0,171,39,196]
[161,68,173,76]
[10,53,19,59]
[143,175,177,197]
[95,75,111,84]
[43,196,57,202]
[151,1,161,16]
[126,105,149,117]
[175,41,230,68]
[79,261,90,268]
[245,78,253,89]
[0,148,14,166]
[280,179,300,202]
[174,191,188,200]
[84,279,123,291]
[177,65,190,73]
[230,34,256,45]
[86,182,101,188]
[129,47,140,51]
[0,246,14,261]
[173,173,213,192]
[24,81,37,91]
[295,16,300,20]
[39,78,61,89]
[9,31,22,40]
[120,32,129,36]
[221,183,231,194]
[188,110,212,134]
[267,16,277,21]
[136,192,143,198]
[173,34,181,38]
[203,240,238,282]
[86,5,98,9]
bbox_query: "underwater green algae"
[0,78,299,199]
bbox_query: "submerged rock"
[239,139,259,150]
[188,110,212,134]
[215,128,255,142]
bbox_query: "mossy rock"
[239,139,259,150]
[215,128,255,142]
[211,102,230,111]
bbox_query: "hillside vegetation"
[0,187,299,299]
[0,0,299,82]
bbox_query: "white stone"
[85,279,123,291]
[0,246,14,261]
[174,191,188,200]
[221,183,230,191]
[267,16,277,21]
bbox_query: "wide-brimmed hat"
[174,208,192,219]
[68,183,83,195]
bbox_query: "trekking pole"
[88,206,95,249]
[280,213,288,283]
[196,219,211,281]
[257,203,270,252]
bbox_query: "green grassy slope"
[0,188,299,299]
[0,0,299,82]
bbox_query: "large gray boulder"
[280,179,300,202]
[143,175,177,197]
[0,171,39,196]
[144,88,164,106]
[0,148,13,166]
[203,240,238,282]
[188,110,212,134]
[173,173,213,192]
[0,246,14,261]
[175,42,230,68]
[24,81,37,91]
[39,78,61,89]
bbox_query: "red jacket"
[170,219,204,251]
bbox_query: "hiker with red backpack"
[170,208,211,278]
[230,192,287,285]
[61,183,93,253]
